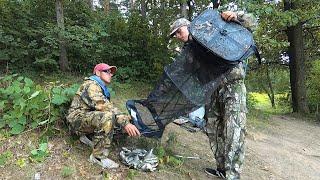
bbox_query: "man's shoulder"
[80,78,101,91]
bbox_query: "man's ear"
[95,71,101,77]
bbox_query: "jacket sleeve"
[236,11,257,30]
[82,82,130,127]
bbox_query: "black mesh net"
[125,9,259,138]
[126,42,234,138]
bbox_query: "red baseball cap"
[93,63,117,74]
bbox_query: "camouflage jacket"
[68,78,129,127]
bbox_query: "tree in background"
[246,0,319,113]
[284,0,309,113]
[1,0,319,114]
[56,0,69,71]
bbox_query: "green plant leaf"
[18,116,27,125]
[19,100,26,110]
[31,149,38,156]
[0,118,5,128]
[16,158,26,168]
[10,124,24,135]
[38,119,49,125]
[39,143,48,152]
[17,76,23,82]
[31,121,38,128]
[52,87,62,94]
[28,91,40,100]
[0,101,6,110]
[8,119,17,128]
[23,86,31,94]
[24,77,33,87]
[51,94,67,105]
[0,151,13,166]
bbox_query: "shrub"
[0,74,78,135]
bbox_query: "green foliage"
[1,0,319,112]
[248,92,272,110]
[307,60,320,112]
[247,93,258,110]
[248,92,291,114]
[275,93,291,109]
[165,155,183,167]
[154,146,166,159]
[154,145,183,167]
[126,169,138,180]
[0,150,13,167]
[153,132,183,167]
[30,142,49,162]
[15,158,27,168]
[61,166,75,178]
[165,132,177,154]
[0,0,172,81]
[246,66,290,109]
[0,74,78,135]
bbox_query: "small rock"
[34,172,41,180]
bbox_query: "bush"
[0,74,78,135]
[247,93,258,110]
[307,60,320,113]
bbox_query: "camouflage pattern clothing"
[205,63,247,180]
[66,78,130,159]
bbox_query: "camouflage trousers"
[66,110,116,159]
[205,64,247,180]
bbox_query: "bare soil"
[0,115,319,180]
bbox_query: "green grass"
[247,92,292,130]
[60,166,75,178]
[248,92,292,114]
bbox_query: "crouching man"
[66,63,140,169]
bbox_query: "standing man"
[66,63,140,169]
[169,11,253,179]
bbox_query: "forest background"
[0,0,319,178]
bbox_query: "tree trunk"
[266,67,275,107]
[130,0,135,10]
[141,0,146,18]
[104,0,110,13]
[86,0,93,10]
[181,0,188,18]
[187,0,193,20]
[284,0,309,113]
[261,66,275,108]
[55,0,69,71]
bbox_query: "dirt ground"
[1,115,319,180]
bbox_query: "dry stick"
[174,154,201,160]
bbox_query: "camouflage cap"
[169,18,190,37]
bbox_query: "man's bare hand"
[124,123,140,137]
[221,11,237,21]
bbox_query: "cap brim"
[169,27,180,38]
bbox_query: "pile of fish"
[119,147,158,172]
